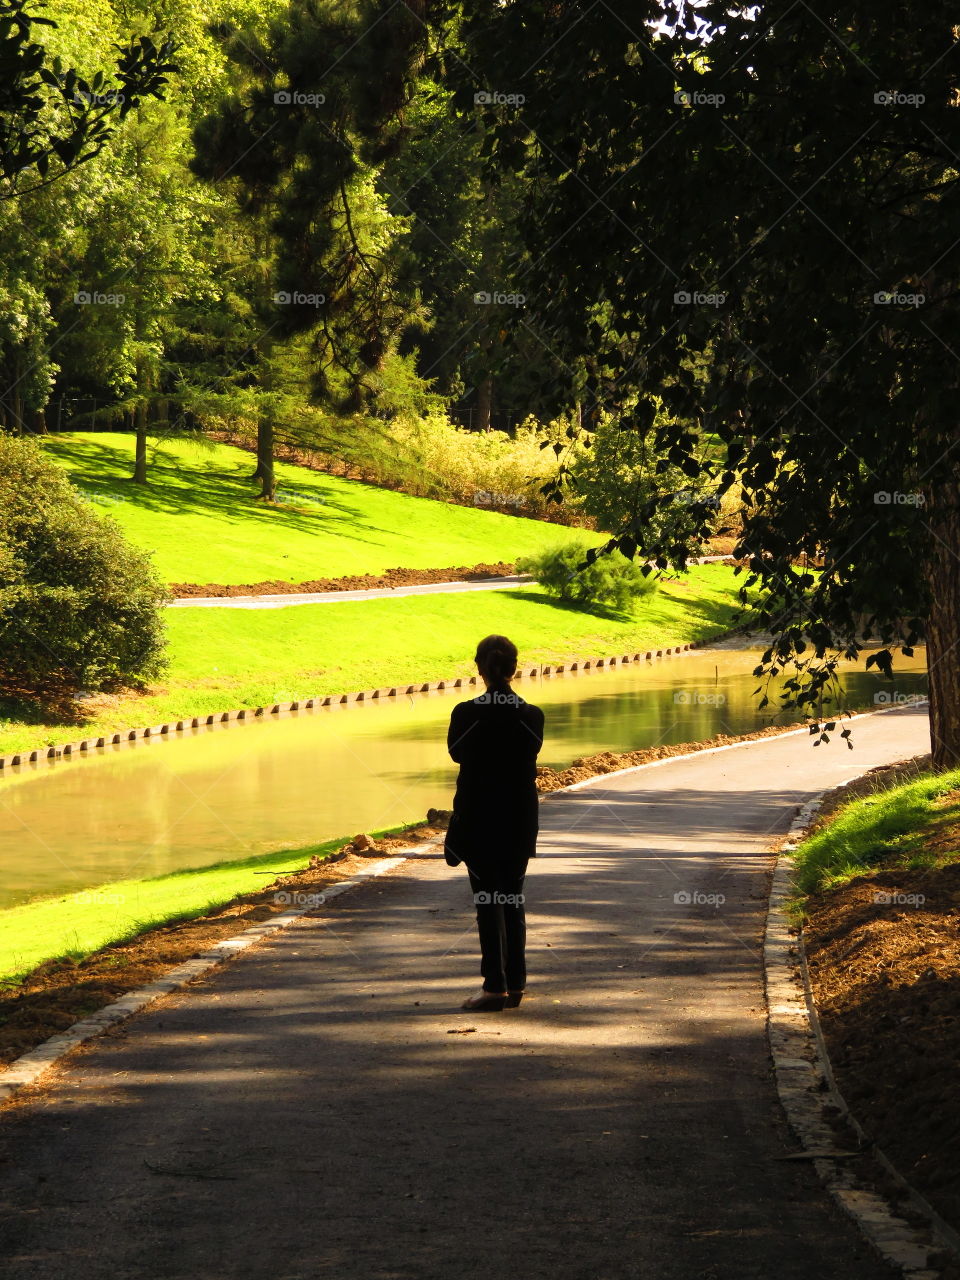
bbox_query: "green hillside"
[43,433,602,585]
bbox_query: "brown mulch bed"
[169,551,744,597]
[801,756,960,1231]
[169,562,518,598]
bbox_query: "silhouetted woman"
[444,634,545,1011]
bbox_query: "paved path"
[0,706,930,1280]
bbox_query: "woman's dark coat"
[444,686,545,879]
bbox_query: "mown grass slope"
[43,433,600,584]
[792,767,960,895]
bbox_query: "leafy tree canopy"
[431,0,960,764]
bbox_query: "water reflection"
[0,646,928,907]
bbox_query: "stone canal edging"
[0,636,724,773]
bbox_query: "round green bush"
[0,433,168,691]
[517,541,656,612]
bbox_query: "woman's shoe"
[462,988,507,1011]
[505,990,524,1008]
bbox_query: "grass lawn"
[43,432,602,584]
[0,830,393,984]
[0,564,745,756]
[791,767,960,896]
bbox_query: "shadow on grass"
[508,585,743,632]
[46,434,366,539]
[506,588,643,624]
[0,679,89,736]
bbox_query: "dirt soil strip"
[169,562,519,597]
[0,704,929,1280]
[797,760,960,1243]
[767,768,959,1278]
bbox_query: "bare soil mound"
[803,758,960,1230]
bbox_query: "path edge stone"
[765,786,957,1278]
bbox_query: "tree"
[381,69,583,428]
[0,0,177,198]
[440,0,960,768]
[568,408,720,544]
[0,433,167,691]
[190,0,431,499]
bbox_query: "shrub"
[0,433,168,691]
[567,411,723,544]
[299,410,585,521]
[517,541,656,612]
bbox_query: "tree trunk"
[476,374,493,432]
[923,475,960,769]
[250,417,266,480]
[133,397,148,483]
[9,357,24,432]
[258,417,275,500]
[131,247,149,482]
